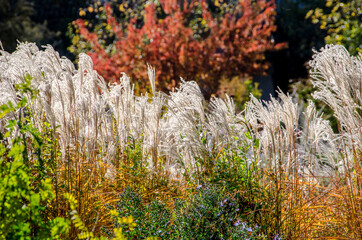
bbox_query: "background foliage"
[69,0,283,98]
[0,0,56,52]
[307,0,362,55]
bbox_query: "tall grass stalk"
[1,42,361,238]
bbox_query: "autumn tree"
[72,0,284,97]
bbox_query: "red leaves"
[74,0,283,97]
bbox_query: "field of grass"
[0,43,361,239]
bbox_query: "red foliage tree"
[74,0,284,97]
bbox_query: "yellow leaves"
[79,9,86,17]
[64,193,78,210]
[331,4,340,14]
[113,227,127,240]
[78,231,94,239]
[88,6,94,13]
[121,215,133,224]
[326,0,333,8]
[111,210,137,232]
[214,0,224,7]
[320,21,327,29]
[305,10,314,19]
[119,4,125,12]
[110,209,119,217]
[120,215,137,230]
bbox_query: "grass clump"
[0,42,361,239]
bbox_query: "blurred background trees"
[307,0,362,55]
[69,0,284,99]
[0,0,90,58]
[0,0,56,52]
[268,0,327,93]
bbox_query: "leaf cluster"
[306,0,362,55]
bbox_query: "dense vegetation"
[0,42,361,239]
[0,0,361,239]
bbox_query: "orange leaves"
[74,0,283,96]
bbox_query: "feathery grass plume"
[310,44,362,162]
[160,79,207,174]
[244,89,339,177]
[0,42,252,179]
[299,100,339,178]
[245,90,298,170]
[147,64,156,94]
[309,45,362,237]
[0,42,351,180]
[243,88,341,238]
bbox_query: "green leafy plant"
[172,185,265,240]
[111,185,266,239]
[0,75,70,239]
[110,187,172,239]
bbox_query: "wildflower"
[274,234,281,240]
[246,227,253,232]
[219,198,228,207]
[196,185,202,190]
[234,220,240,226]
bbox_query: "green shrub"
[111,185,267,239]
[109,187,172,239]
[0,76,70,239]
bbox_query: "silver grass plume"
[0,42,357,183]
[309,45,362,170]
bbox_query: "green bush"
[0,75,70,239]
[111,185,267,239]
[109,187,172,239]
[172,185,265,240]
